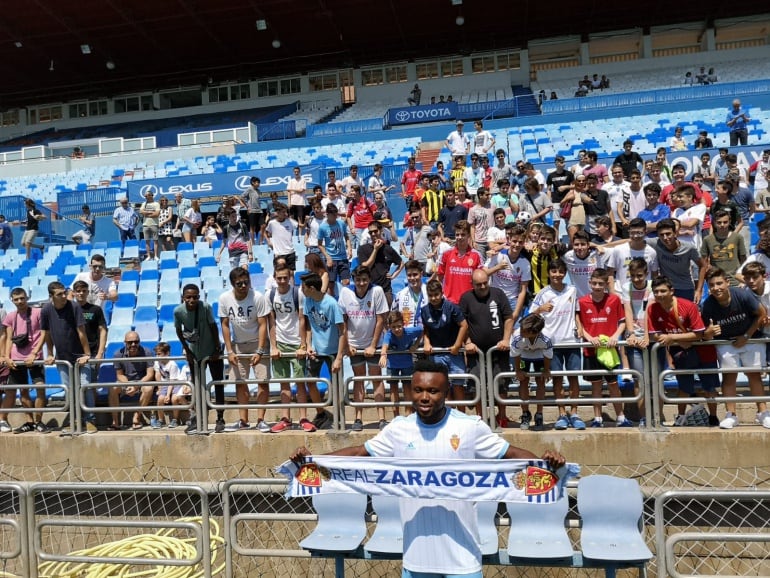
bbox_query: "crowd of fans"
[2,113,770,434]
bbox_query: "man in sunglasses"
[219,268,271,432]
[69,254,117,307]
[108,330,155,431]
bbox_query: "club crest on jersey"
[295,463,331,487]
[605,306,612,314]
[450,434,460,450]
[511,466,558,495]
[467,258,474,266]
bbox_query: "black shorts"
[584,356,618,383]
[8,365,45,386]
[289,205,306,223]
[247,212,265,231]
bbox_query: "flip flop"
[132,422,143,430]
[107,424,122,431]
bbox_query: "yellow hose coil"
[36,517,226,578]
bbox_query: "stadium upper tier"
[0,102,768,202]
[329,87,516,124]
[0,137,422,201]
[532,57,770,100]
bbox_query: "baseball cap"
[456,120,464,125]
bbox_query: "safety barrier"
[1,478,770,576]
[0,483,28,578]
[0,360,73,430]
[76,355,194,434]
[654,489,770,578]
[26,482,215,578]
[26,335,770,433]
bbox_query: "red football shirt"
[438,247,483,304]
[576,293,625,357]
[647,297,717,362]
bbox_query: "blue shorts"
[431,352,466,387]
[551,347,581,372]
[329,259,351,283]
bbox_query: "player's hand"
[290,446,311,464]
[540,450,566,470]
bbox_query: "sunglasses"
[125,340,140,345]
[234,281,250,287]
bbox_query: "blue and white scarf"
[276,457,579,503]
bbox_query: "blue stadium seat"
[134,306,158,324]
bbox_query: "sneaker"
[270,418,292,433]
[719,413,739,429]
[225,419,251,432]
[519,411,532,431]
[168,419,178,429]
[554,415,570,430]
[496,414,509,428]
[534,412,544,430]
[13,422,36,434]
[756,411,770,429]
[351,419,364,432]
[707,415,719,428]
[312,410,334,430]
[184,415,198,435]
[639,418,647,428]
[673,414,687,427]
[569,415,586,430]
[378,419,388,430]
[214,419,226,433]
[256,420,272,433]
[85,422,98,434]
[590,418,603,428]
[299,419,317,432]
[150,417,162,429]
[616,417,634,428]
[35,421,50,434]
[0,420,11,433]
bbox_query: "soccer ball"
[515,211,532,225]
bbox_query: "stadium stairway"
[512,86,540,116]
[415,143,442,170]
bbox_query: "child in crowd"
[621,258,653,425]
[523,221,543,252]
[153,342,188,429]
[425,230,450,275]
[531,258,584,430]
[379,311,422,417]
[511,313,553,430]
[575,268,630,427]
[200,215,222,247]
[485,223,530,322]
[421,279,468,404]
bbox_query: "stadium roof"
[0,1,761,109]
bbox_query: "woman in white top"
[181,199,202,242]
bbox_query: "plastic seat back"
[299,492,367,553]
[476,501,500,556]
[578,475,653,562]
[506,495,572,560]
[364,495,402,555]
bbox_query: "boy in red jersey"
[575,268,630,427]
[436,220,482,304]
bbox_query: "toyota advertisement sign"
[387,102,458,127]
[126,166,322,201]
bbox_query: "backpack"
[269,285,300,312]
